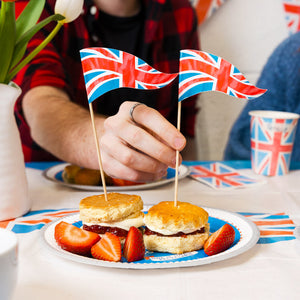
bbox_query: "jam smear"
[83,224,128,238]
[144,227,205,237]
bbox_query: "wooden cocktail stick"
[89,103,108,201]
[174,101,182,207]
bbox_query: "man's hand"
[100,101,186,182]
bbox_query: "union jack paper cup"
[249,110,299,176]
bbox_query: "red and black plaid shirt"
[14,0,200,162]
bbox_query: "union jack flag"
[178,50,267,102]
[80,48,178,103]
[239,212,296,244]
[250,116,298,176]
[192,0,227,25]
[282,0,300,34]
[189,162,262,189]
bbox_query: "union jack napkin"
[0,209,78,234]
[189,162,264,190]
[239,212,296,244]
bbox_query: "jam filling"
[83,224,128,238]
[144,227,205,238]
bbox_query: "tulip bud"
[54,0,84,23]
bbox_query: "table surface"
[5,161,300,300]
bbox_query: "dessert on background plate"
[62,164,143,186]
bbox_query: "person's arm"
[23,86,186,182]
[22,86,103,168]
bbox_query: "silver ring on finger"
[129,102,144,123]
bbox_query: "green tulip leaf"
[0,2,16,84]
[9,14,65,71]
[16,0,45,42]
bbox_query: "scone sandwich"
[143,201,209,254]
[79,192,144,242]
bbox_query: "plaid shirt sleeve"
[14,0,200,162]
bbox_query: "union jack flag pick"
[80,48,178,103]
[178,49,267,102]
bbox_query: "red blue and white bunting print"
[282,0,300,34]
[239,212,296,244]
[178,50,267,102]
[189,162,262,190]
[192,0,227,25]
[80,48,178,103]
[0,209,78,234]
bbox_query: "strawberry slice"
[91,232,121,262]
[123,226,145,262]
[204,223,235,256]
[54,221,100,256]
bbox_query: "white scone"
[79,193,144,240]
[144,201,209,254]
[144,225,209,254]
[79,192,143,223]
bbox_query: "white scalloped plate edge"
[41,207,259,269]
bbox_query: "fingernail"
[174,137,185,149]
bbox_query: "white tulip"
[55,0,84,23]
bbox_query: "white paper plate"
[42,163,190,191]
[42,207,259,269]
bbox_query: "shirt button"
[90,6,97,15]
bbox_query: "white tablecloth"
[7,162,300,300]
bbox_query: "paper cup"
[249,110,299,176]
[0,228,18,300]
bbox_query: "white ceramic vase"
[0,82,31,221]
